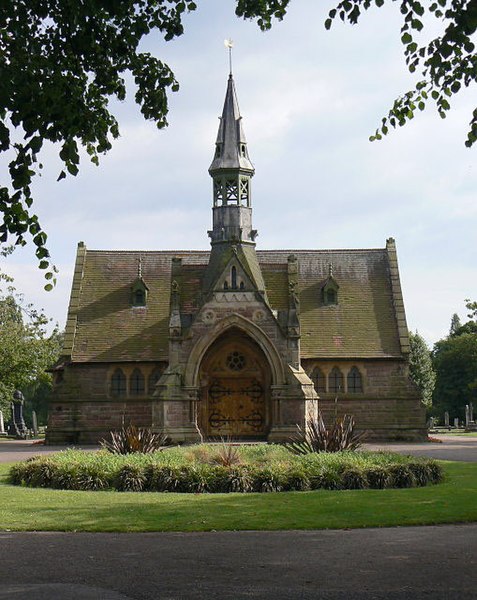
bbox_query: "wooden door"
[199,336,270,439]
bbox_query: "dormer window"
[322,267,339,306]
[240,144,246,156]
[131,278,148,307]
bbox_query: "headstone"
[465,405,470,427]
[0,410,6,435]
[32,410,38,436]
[470,402,474,423]
[7,390,27,439]
[454,417,459,428]
[428,416,435,430]
[444,411,450,428]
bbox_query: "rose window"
[226,351,246,371]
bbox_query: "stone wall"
[302,358,426,440]
[46,362,162,444]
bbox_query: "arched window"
[239,281,245,290]
[328,367,344,394]
[312,367,326,393]
[231,266,237,289]
[148,366,165,395]
[111,368,126,397]
[130,368,145,396]
[347,367,363,393]
[326,289,337,305]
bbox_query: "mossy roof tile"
[69,247,402,362]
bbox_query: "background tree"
[432,299,477,419]
[323,0,477,147]
[1,0,475,283]
[0,249,62,424]
[408,330,435,408]
[449,313,462,336]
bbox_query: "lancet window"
[347,367,363,393]
[130,368,145,396]
[328,367,344,394]
[111,368,126,397]
[311,367,327,393]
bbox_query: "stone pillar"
[444,411,450,428]
[8,391,27,438]
[0,410,6,436]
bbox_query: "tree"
[408,330,435,408]
[1,1,475,282]
[0,251,62,421]
[432,299,477,419]
[449,312,462,336]
[449,299,477,337]
[323,0,477,147]
[432,333,477,419]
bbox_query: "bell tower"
[208,73,257,245]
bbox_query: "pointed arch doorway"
[198,328,271,440]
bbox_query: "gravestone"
[0,410,6,436]
[444,411,450,428]
[465,402,477,432]
[428,416,435,430]
[454,417,459,428]
[32,410,38,436]
[7,390,27,439]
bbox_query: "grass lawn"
[432,429,477,437]
[1,461,476,532]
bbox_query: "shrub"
[116,464,147,492]
[388,464,417,488]
[210,440,241,467]
[341,467,368,490]
[285,411,366,455]
[9,446,443,494]
[100,425,169,455]
[366,466,391,489]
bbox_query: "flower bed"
[9,445,443,493]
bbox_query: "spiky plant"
[100,424,169,455]
[285,410,366,454]
[210,437,242,467]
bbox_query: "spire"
[209,74,254,174]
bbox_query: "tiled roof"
[65,245,403,363]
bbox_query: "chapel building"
[47,73,426,444]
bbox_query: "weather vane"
[224,38,234,75]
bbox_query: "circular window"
[226,351,246,371]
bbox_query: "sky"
[1,0,476,346]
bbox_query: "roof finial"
[329,262,333,277]
[224,39,234,76]
[138,257,142,279]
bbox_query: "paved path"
[1,435,477,463]
[0,525,476,599]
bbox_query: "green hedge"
[9,447,444,493]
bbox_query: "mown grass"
[1,460,476,532]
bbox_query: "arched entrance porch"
[198,328,272,439]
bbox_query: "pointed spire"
[209,75,254,174]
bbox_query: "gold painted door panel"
[206,376,265,437]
